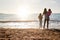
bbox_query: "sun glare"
[17,5,31,20]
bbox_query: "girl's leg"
[40,20,42,27]
[39,22,40,29]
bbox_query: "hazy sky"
[0,0,60,14]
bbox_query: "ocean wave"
[50,20,60,22]
[0,19,60,23]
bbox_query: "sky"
[0,0,60,14]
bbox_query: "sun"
[17,5,31,20]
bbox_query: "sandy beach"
[0,28,60,40]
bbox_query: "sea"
[0,13,60,29]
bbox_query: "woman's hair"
[44,8,47,11]
[43,8,47,15]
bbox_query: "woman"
[43,8,52,29]
[43,8,47,29]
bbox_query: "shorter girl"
[38,13,43,28]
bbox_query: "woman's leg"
[44,19,46,28]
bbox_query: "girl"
[38,13,43,28]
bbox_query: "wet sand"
[0,28,60,40]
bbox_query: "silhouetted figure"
[43,8,47,29]
[38,13,43,28]
[43,8,52,29]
